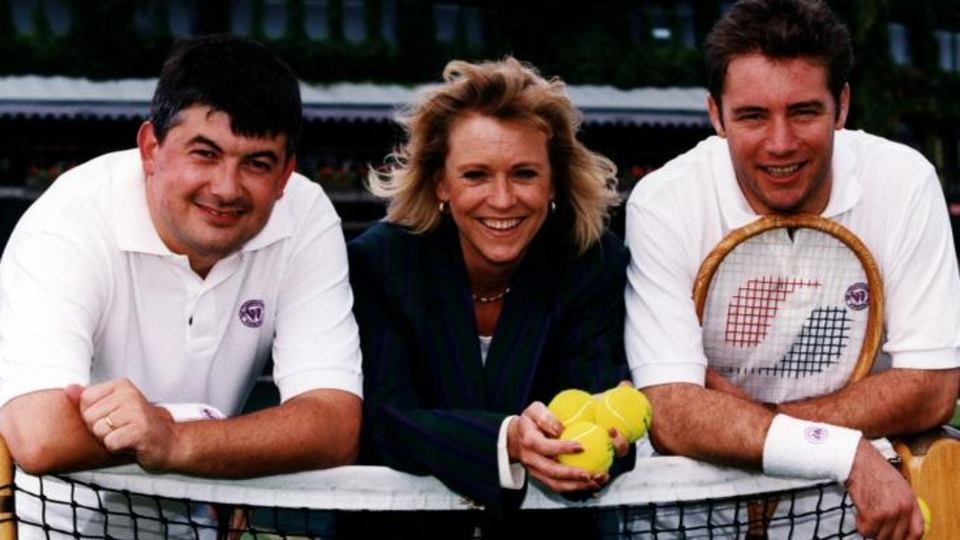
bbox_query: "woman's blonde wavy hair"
[367,56,620,255]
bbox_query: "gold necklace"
[472,287,511,304]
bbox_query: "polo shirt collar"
[113,156,172,256]
[717,130,862,230]
[241,193,294,251]
[113,157,294,255]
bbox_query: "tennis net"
[1,452,858,539]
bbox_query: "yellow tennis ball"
[558,421,614,474]
[918,497,931,539]
[594,385,653,443]
[547,388,596,426]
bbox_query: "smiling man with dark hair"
[0,34,362,538]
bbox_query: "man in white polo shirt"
[0,34,362,538]
[624,1,959,539]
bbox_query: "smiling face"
[138,105,294,276]
[436,113,554,282]
[709,53,849,215]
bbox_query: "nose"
[765,117,800,155]
[208,164,243,202]
[488,175,516,209]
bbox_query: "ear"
[434,173,450,203]
[137,122,159,176]
[707,95,726,137]
[276,155,296,199]
[835,83,851,130]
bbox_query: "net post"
[894,428,960,540]
[0,436,16,540]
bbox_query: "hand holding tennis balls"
[594,385,653,444]
[546,385,652,475]
[557,421,614,474]
[547,388,596,426]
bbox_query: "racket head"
[693,215,884,403]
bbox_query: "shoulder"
[628,135,728,209]
[349,221,422,255]
[589,229,629,268]
[838,129,935,183]
[276,173,340,228]
[545,228,628,290]
[347,221,434,277]
[13,150,138,239]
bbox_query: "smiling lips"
[196,202,247,222]
[764,164,802,178]
[481,218,522,231]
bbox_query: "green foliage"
[0,0,957,141]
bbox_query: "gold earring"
[439,200,448,214]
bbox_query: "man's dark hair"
[705,0,854,113]
[149,33,302,158]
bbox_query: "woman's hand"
[506,401,607,493]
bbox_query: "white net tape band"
[59,455,827,511]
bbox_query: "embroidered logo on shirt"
[200,406,225,420]
[804,426,829,445]
[239,299,265,328]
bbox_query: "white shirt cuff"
[497,415,526,490]
[157,402,226,422]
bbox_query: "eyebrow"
[187,135,280,164]
[787,100,828,112]
[730,99,828,116]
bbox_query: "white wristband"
[158,403,226,422]
[762,414,861,484]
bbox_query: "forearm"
[643,383,774,469]
[158,389,361,477]
[778,368,959,438]
[0,390,132,474]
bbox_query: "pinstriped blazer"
[347,218,631,516]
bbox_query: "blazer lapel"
[423,223,488,409]
[483,229,559,413]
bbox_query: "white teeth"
[766,164,801,177]
[483,218,521,230]
[208,208,242,217]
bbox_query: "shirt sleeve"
[878,164,960,369]
[624,190,710,389]
[0,211,108,408]
[270,188,363,401]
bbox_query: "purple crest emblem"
[239,299,265,328]
[804,426,829,445]
[844,283,869,311]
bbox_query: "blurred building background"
[2,0,960,254]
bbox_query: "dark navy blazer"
[347,218,631,516]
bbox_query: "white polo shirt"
[0,149,363,414]
[625,129,960,389]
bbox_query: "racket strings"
[700,223,875,403]
[719,306,853,378]
[725,276,822,347]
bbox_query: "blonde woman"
[345,57,633,537]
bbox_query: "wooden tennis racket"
[692,214,884,539]
[893,426,960,540]
[0,436,14,540]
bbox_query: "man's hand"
[846,439,926,540]
[71,379,179,471]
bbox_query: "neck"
[472,287,510,304]
[468,268,515,302]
